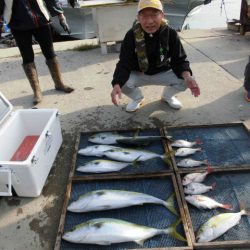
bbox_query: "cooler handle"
[0,168,12,196]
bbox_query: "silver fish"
[171,139,201,148]
[88,132,125,145]
[184,182,216,195]
[196,208,249,242]
[103,147,168,163]
[62,218,186,245]
[78,145,119,157]
[67,189,178,215]
[117,135,172,146]
[182,166,212,186]
[185,195,233,210]
[175,147,202,157]
[77,159,135,173]
[177,158,208,168]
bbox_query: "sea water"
[184,0,241,29]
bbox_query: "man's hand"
[58,14,71,34]
[111,84,122,106]
[183,75,200,97]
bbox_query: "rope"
[220,0,229,21]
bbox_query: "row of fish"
[181,168,250,243]
[170,138,209,169]
[77,131,173,173]
[63,190,187,244]
[77,132,206,173]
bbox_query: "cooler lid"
[0,92,13,125]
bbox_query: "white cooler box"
[0,92,62,197]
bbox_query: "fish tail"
[222,204,233,210]
[162,151,174,165]
[207,165,213,174]
[165,193,178,216]
[211,182,216,190]
[167,218,186,242]
[239,203,250,216]
[162,135,173,142]
[203,159,209,165]
[195,138,202,145]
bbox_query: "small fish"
[116,135,172,146]
[67,190,178,215]
[175,147,202,157]
[62,218,186,245]
[184,182,216,195]
[182,166,213,186]
[196,206,250,242]
[77,159,136,173]
[171,139,201,148]
[78,145,119,157]
[177,158,208,168]
[103,147,169,163]
[185,195,233,210]
[88,132,125,145]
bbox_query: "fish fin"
[168,218,187,242]
[222,204,233,210]
[98,241,112,245]
[166,193,179,216]
[132,156,141,167]
[135,239,145,246]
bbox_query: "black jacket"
[0,0,63,30]
[112,25,192,88]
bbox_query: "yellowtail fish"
[62,218,186,245]
[116,135,172,146]
[78,145,119,157]
[177,158,208,168]
[184,182,216,195]
[103,147,169,163]
[182,166,213,186]
[185,195,233,210]
[175,147,202,157]
[77,159,136,173]
[88,132,125,145]
[171,139,201,148]
[67,190,178,215]
[88,132,172,146]
[196,207,250,242]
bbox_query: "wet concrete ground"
[0,28,249,250]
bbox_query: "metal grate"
[61,177,186,249]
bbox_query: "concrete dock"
[0,28,249,250]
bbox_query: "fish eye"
[93,222,104,229]
[96,191,105,196]
[94,162,99,165]
[101,136,106,139]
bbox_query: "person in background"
[110,0,200,112]
[0,0,74,104]
[244,56,250,102]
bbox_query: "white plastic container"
[0,92,62,197]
